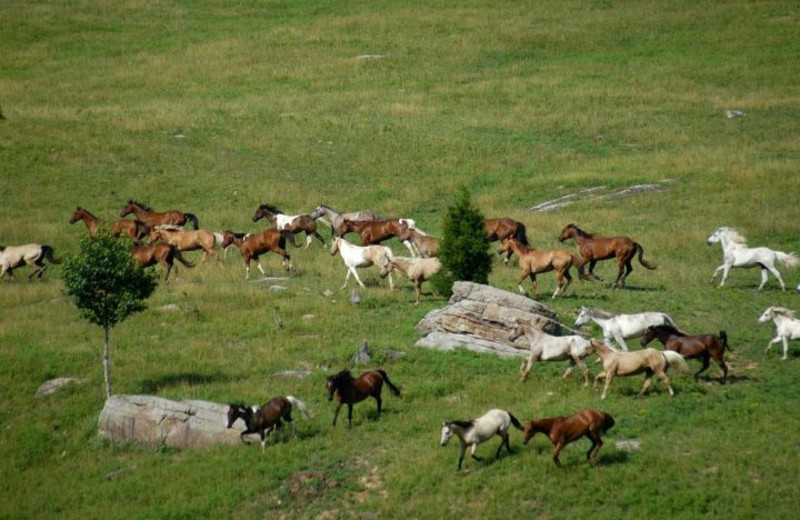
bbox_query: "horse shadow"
[136,372,229,393]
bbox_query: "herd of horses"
[4,199,800,468]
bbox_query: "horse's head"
[507,319,527,343]
[120,200,137,218]
[440,423,455,446]
[226,404,249,429]
[558,224,576,242]
[758,308,775,324]
[325,376,337,401]
[522,421,539,445]
[497,238,514,255]
[641,326,658,347]
[573,307,591,329]
[379,254,394,278]
[69,207,83,224]
[253,205,276,223]
[706,228,722,245]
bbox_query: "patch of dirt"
[288,470,340,500]
[353,457,387,503]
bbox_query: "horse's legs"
[457,441,467,470]
[718,360,729,384]
[515,270,530,294]
[552,271,565,299]
[347,403,354,429]
[765,336,782,355]
[588,259,603,282]
[758,267,769,291]
[711,264,725,284]
[256,259,266,278]
[574,356,591,388]
[593,371,606,389]
[470,442,482,462]
[600,371,614,399]
[781,336,790,360]
[375,394,382,417]
[244,258,251,280]
[519,352,538,382]
[764,263,787,291]
[614,334,630,351]
[718,264,732,288]
[350,267,366,289]
[640,369,655,395]
[695,354,711,380]
[332,403,342,426]
[551,443,566,469]
[656,370,674,396]
[561,358,575,379]
[586,432,602,463]
[311,230,326,248]
[612,257,626,288]
[414,279,422,305]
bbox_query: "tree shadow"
[136,372,230,393]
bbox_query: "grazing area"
[1,0,799,518]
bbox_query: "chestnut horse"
[338,218,410,245]
[398,228,440,258]
[522,409,615,468]
[642,325,731,384]
[69,207,149,244]
[221,229,292,279]
[120,200,199,230]
[0,244,61,280]
[131,243,195,282]
[498,237,587,298]
[326,369,400,428]
[558,224,656,288]
[149,226,219,262]
[226,396,309,450]
[252,203,325,248]
[310,204,379,239]
[485,218,528,264]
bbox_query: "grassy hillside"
[1,1,799,518]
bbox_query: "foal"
[441,409,524,470]
[131,243,195,283]
[522,409,615,468]
[226,396,310,450]
[326,369,401,428]
[642,325,730,384]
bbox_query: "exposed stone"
[36,377,86,398]
[158,304,180,312]
[272,370,313,379]
[615,439,642,452]
[352,340,371,364]
[268,285,287,292]
[384,349,406,361]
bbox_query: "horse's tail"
[41,245,62,264]
[635,242,657,270]
[776,251,799,269]
[286,396,311,419]
[507,411,524,432]
[184,213,200,230]
[571,252,590,281]
[720,330,731,351]
[279,229,299,248]
[663,350,689,374]
[515,222,529,246]
[173,248,196,268]
[377,369,401,397]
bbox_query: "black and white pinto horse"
[226,396,309,450]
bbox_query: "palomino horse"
[326,369,401,428]
[131,243,195,283]
[330,237,394,290]
[498,237,587,298]
[0,244,61,280]
[573,306,682,351]
[507,318,593,386]
[522,409,615,468]
[221,229,292,279]
[149,226,219,262]
[758,307,800,360]
[707,227,798,290]
[485,218,528,264]
[592,340,688,399]
[69,207,149,244]
[226,396,310,450]
[642,325,731,383]
[440,409,524,471]
[379,256,442,304]
[338,218,410,246]
[310,203,379,239]
[120,200,199,230]
[252,203,325,248]
[558,223,656,288]
[398,228,440,258]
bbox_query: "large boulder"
[414,281,561,357]
[98,395,245,448]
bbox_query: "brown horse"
[326,369,401,428]
[558,224,656,288]
[69,207,149,244]
[398,228,440,258]
[131,243,195,282]
[120,200,199,230]
[0,244,61,280]
[149,226,219,262]
[642,325,731,384]
[498,237,588,298]
[339,218,410,245]
[252,203,325,248]
[522,409,615,468]
[485,218,528,264]
[226,396,310,450]
[221,229,292,279]
[592,339,688,399]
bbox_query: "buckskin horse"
[522,409,615,468]
[485,218,528,264]
[69,207,149,244]
[120,200,199,230]
[592,340,688,399]
[149,225,220,262]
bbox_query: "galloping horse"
[440,409,524,470]
[707,227,798,290]
[252,203,325,248]
[522,409,615,468]
[226,396,310,450]
[485,218,528,264]
[69,207,149,244]
[120,200,199,230]
[149,226,219,262]
[592,340,688,399]
[339,218,409,245]
[573,306,682,351]
[221,229,292,279]
[758,307,800,360]
[398,228,440,258]
[131,243,195,283]
[310,204,379,238]
[642,325,730,383]
[498,237,587,298]
[326,369,401,428]
[379,256,442,304]
[330,237,394,290]
[507,318,594,385]
[558,224,656,288]
[0,244,61,280]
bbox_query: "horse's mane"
[651,324,686,336]
[717,227,748,247]
[584,307,617,319]
[128,200,152,211]
[258,203,284,214]
[769,307,796,318]
[448,420,475,429]
[330,369,354,386]
[567,224,594,238]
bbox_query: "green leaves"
[439,186,492,285]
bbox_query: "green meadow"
[1,0,799,518]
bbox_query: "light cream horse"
[0,244,61,279]
[592,340,688,399]
[758,307,800,360]
[149,225,220,262]
[330,237,394,290]
[379,256,442,304]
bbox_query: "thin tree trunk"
[103,326,112,398]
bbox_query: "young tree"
[62,232,158,398]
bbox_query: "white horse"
[330,237,394,290]
[0,244,61,279]
[707,227,798,290]
[379,256,442,304]
[507,318,594,386]
[573,307,681,351]
[758,307,800,360]
[440,409,524,470]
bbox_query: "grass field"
[2,0,800,518]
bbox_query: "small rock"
[352,340,371,364]
[268,285,287,292]
[36,378,86,398]
[356,54,387,60]
[302,314,316,320]
[350,291,362,305]
[273,370,313,379]
[724,109,746,119]
[615,440,642,452]
[159,304,180,312]
[322,289,334,298]
[384,349,405,361]
[106,466,137,481]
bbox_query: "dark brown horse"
[558,223,656,288]
[252,203,325,248]
[642,325,731,384]
[70,207,149,244]
[339,219,410,245]
[226,396,309,450]
[221,229,292,279]
[120,200,199,230]
[326,369,401,428]
[131,243,195,282]
[523,409,615,468]
[485,218,528,264]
